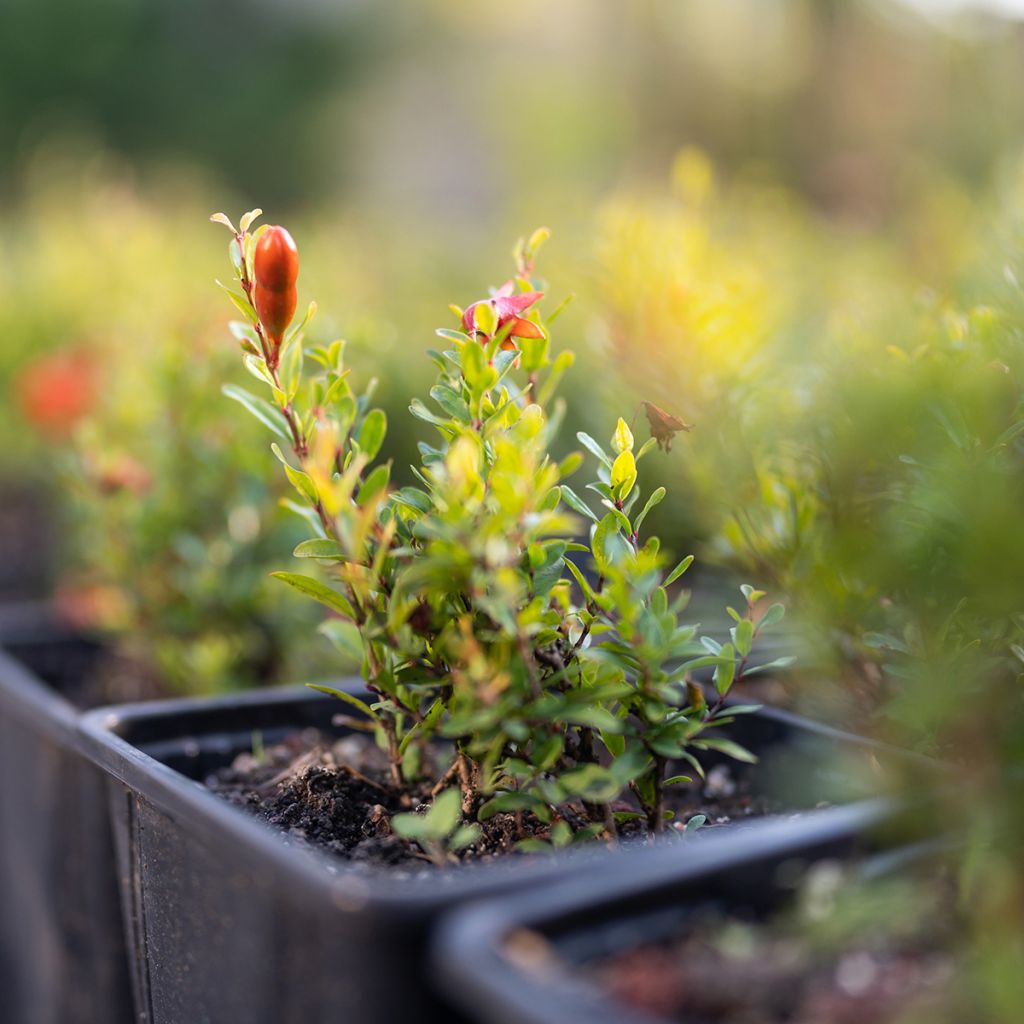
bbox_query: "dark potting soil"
[205,728,784,873]
[583,873,959,1024]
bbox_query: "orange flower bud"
[253,226,299,347]
[17,350,96,437]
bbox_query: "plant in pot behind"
[0,192,341,1024]
[212,210,795,860]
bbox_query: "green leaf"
[239,208,263,232]
[534,735,564,770]
[478,791,545,821]
[561,705,622,731]
[357,410,387,460]
[222,384,292,442]
[430,384,471,422]
[283,462,318,504]
[293,538,345,559]
[519,334,549,375]
[992,419,1024,450]
[692,737,758,764]
[758,603,786,630]
[357,463,391,505]
[318,619,364,661]
[610,450,637,500]
[537,350,574,406]
[305,684,379,723]
[528,225,551,252]
[634,487,666,532]
[390,813,430,843]
[576,431,612,469]
[210,211,236,231]
[604,508,629,537]
[271,572,356,618]
[399,700,445,757]
[743,656,797,677]
[449,824,481,852]
[462,331,486,366]
[602,730,625,758]
[472,301,497,336]
[565,558,596,602]
[436,327,471,344]
[243,353,275,386]
[557,451,584,479]
[216,280,258,323]
[409,398,451,427]
[713,643,736,695]
[559,764,621,802]
[665,555,695,586]
[733,619,754,657]
[593,512,624,572]
[611,416,634,454]
[559,485,598,522]
[635,436,659,461]
[717,703,763,716]
[610,745,652,785]
[684,813,707,832]
[423,788,462,838]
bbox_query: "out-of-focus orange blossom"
[16,349,97,436]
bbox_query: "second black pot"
[434,802,939,1024]
[0,602,134,1024]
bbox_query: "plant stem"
[430,757,461,797]
[648,754,666,833]
[457,752,474,815]
[577,726,618,839]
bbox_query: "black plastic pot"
[434,803,931,1024]
[80,683,921,1024]
[0,602,135,1024]
[0,480,56,601]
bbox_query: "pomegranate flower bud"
[253,226,299,348]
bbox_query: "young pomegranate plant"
[212,210,790,858]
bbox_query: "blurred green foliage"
[0,0,379,205]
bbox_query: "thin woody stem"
[649,754,666,833]
[237,228,390,712]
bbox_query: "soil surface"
[589,879,958,1023]
[205,728,783,872]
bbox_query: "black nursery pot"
[0,602,135,1024]
[80,683,919,1024]
[0,480,57,601]
[434,803,928,1024]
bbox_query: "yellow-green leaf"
[611,416,634,454]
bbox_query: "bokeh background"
[3,1,1024,1015]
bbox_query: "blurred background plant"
[2,0,1024,1012]
[2,180,349,695]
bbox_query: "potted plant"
[433,804,956,1024]
[78,212,921,1023]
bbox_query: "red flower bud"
[17,350,96,437]
[253,226,299,347]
